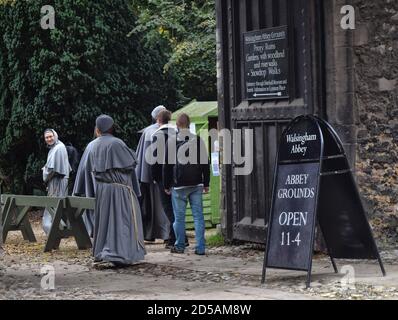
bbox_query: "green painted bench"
[0,195,94,252]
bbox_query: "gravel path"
[1,222,398,300]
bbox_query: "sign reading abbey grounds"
[243,26,289,100]
[266,162,319,271]
[262,115,386,288]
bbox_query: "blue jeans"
[171,186,205,253]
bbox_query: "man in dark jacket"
[163,113,210,255]
[150,110,180,248]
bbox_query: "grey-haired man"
[135,106,169,242]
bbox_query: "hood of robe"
[44,128,59,147]
[42,129,71,177]
[91,134,137,173]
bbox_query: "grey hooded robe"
[90,134,145,264]
[72,139,97,237]
[135,123,169,241]
[42,135,71,235]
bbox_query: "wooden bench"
[0,194,95,252]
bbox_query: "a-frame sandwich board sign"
[261,115,385,288]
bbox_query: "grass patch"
[205,232,224,247]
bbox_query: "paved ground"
[1,221,398,300]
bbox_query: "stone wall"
[353,0,398,245]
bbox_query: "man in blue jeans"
[163,113,210,255]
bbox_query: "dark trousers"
[158,182,176,243]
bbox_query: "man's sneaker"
[194,250,205,256]
[170,246,185,254]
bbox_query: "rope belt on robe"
[111,182,146,251]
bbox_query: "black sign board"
[262,115,385,288]
[266,162,319,271]
[243,26,289,100]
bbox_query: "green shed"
[171,100,220,229]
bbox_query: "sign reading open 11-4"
[262,115,386,288]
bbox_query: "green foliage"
[0,0,178,193]
[131,0,216,102]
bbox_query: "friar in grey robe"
[72,135,98,238]
[135,105,169,241]
[42,129,71,235]
[90,115,145,266]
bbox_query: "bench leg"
[44,200,64,252]
[2,198,15,243]
[20,215,37,242]
[66,208,92,250]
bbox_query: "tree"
[131,0,216,102]
[0,0,178,193]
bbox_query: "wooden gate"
[216,0,326,243]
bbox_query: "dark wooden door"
[216,0,326,243]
